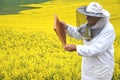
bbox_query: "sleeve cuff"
[66,24,71,33]
[76,45,83,56]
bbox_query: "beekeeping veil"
[76,2,110,27]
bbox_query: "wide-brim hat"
[77,2,110,17]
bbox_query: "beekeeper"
[63,2,116,80]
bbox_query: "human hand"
[64,44,76,52]
[60,21,68,30]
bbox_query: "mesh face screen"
[76,10,87,27]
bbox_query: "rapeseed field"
[0,0,120,80]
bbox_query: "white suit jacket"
[67,20,116,80]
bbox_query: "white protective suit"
[66,13,116,80]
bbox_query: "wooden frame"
[53,15,66,46]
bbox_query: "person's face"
[86,15,101,26]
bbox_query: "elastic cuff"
[76,45,83,56]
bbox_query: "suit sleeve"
[66,24,83,40]
[76,26,116,57]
